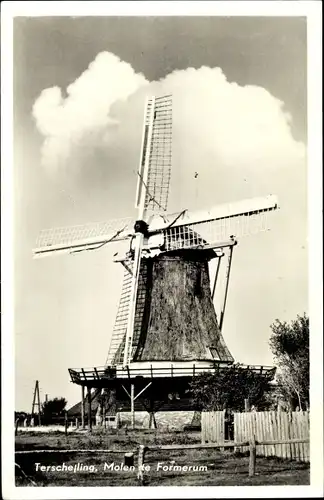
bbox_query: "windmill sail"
[141,95,172,213]
[105,262,133,366]
[157,195,279,252]
[33,217,133,258]
[107,95,173,366]
[106,259,150,365]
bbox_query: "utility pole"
[31,380,42,426]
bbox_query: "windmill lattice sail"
[107,95,173,366]
[105,259,150,366]
[33,217,134,258]
[136,95,172,214]
[162,196,278,252]
[105,262,133,366]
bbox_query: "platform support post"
[131,384,135,429]
[149,412,157,429]
[64,411,68,436]
[81,386,85,429]
[103,402,106,429]
[87,387,92,432]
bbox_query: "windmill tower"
[33,95,278,428]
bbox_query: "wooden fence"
[202,410,309,462]
[201,410,225,444]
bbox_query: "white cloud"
[32,52,148,170]
[32,53,305,205]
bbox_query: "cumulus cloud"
[32,51,305,213]
[32,52,148,171]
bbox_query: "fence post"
[249,435,256,477]
[244,399,250,412]
[137,444,146,485]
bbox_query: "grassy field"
[15,428,310,487]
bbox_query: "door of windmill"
[201,410,225,444]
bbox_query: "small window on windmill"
[209,346,220,360]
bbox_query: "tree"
[42,397,67,421]
[269,313,309,410]
[189,364,273,411]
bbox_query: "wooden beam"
[249,436,257,477]
[122,384,131,399]
[64,411,68,436]
[87,387,92,432]
[103,403,106,429]
[16,448,136,455]
[134,382,152,401]
[15,438,309,455]
[131,384,135,429]
[219,245,234,331]
[137,444,146,484]
[81,386,85,429]
[144,438,309,451]
[211,255,222,300]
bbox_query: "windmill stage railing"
[68,363,275,386]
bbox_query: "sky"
[13,16,308,412]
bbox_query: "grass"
[15,428,201,451]
[15,429,309,487]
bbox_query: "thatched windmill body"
[33,95,278,427]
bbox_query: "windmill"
[33,95,279,428]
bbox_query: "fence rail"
[139,438,309,482]
[234,410,309,462]
[15,436,309,485]
[15,448,129,455]
[202,410,310,462]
